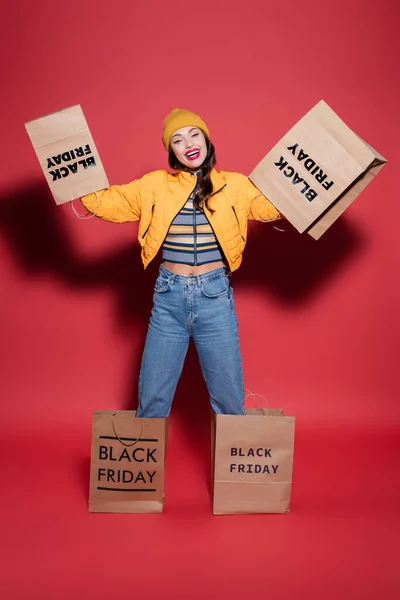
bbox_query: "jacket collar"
[176,168,226,194]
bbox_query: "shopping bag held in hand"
[89,410,167,513]
[25,105,109,205]
[249,100,386,239]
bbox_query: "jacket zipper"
[141,205,155,238]
[202,184,228,263]
[159,181,227,260]
[159,184,198,252]
[193,203,197,266]
[232,206,245,242]
[209,183,226,199]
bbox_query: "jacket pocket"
[142,205,155,238]
[232,206,245,242]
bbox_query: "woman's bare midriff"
[162,261,225,276]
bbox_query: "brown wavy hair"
[168,136,216,212]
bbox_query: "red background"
[1,1,399,598]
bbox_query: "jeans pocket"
[154,277,170,293]
[201,275,229,298]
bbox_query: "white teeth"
[187,150,199,157]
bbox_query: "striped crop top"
[162,193,224,266]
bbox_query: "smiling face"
[169,126,208,170]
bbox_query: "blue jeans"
[136,265,245,417]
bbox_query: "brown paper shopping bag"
[89,411,167,513]
[212,409,295,515]
[249,100,386,239]
[25,105,109,205]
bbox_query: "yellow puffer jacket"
[81,168,281,272]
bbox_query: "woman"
[81,108,282,417]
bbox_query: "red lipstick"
[185,148,200,160]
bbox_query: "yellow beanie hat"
[162,108,210,150]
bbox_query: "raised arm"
[244,177,282,222]
[81,178,145,223]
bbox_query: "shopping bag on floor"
[212,405,295,514]
[89,410,167,513]
[249,100,386,239]
[25,104,109,205]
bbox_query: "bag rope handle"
[244,388,269,409]
[70,192,100,220]
[111,413,144,448]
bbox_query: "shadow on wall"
[0,180,365,484]
[0,181,157,326]
[0,180,365,308]
[235,215,364,303]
